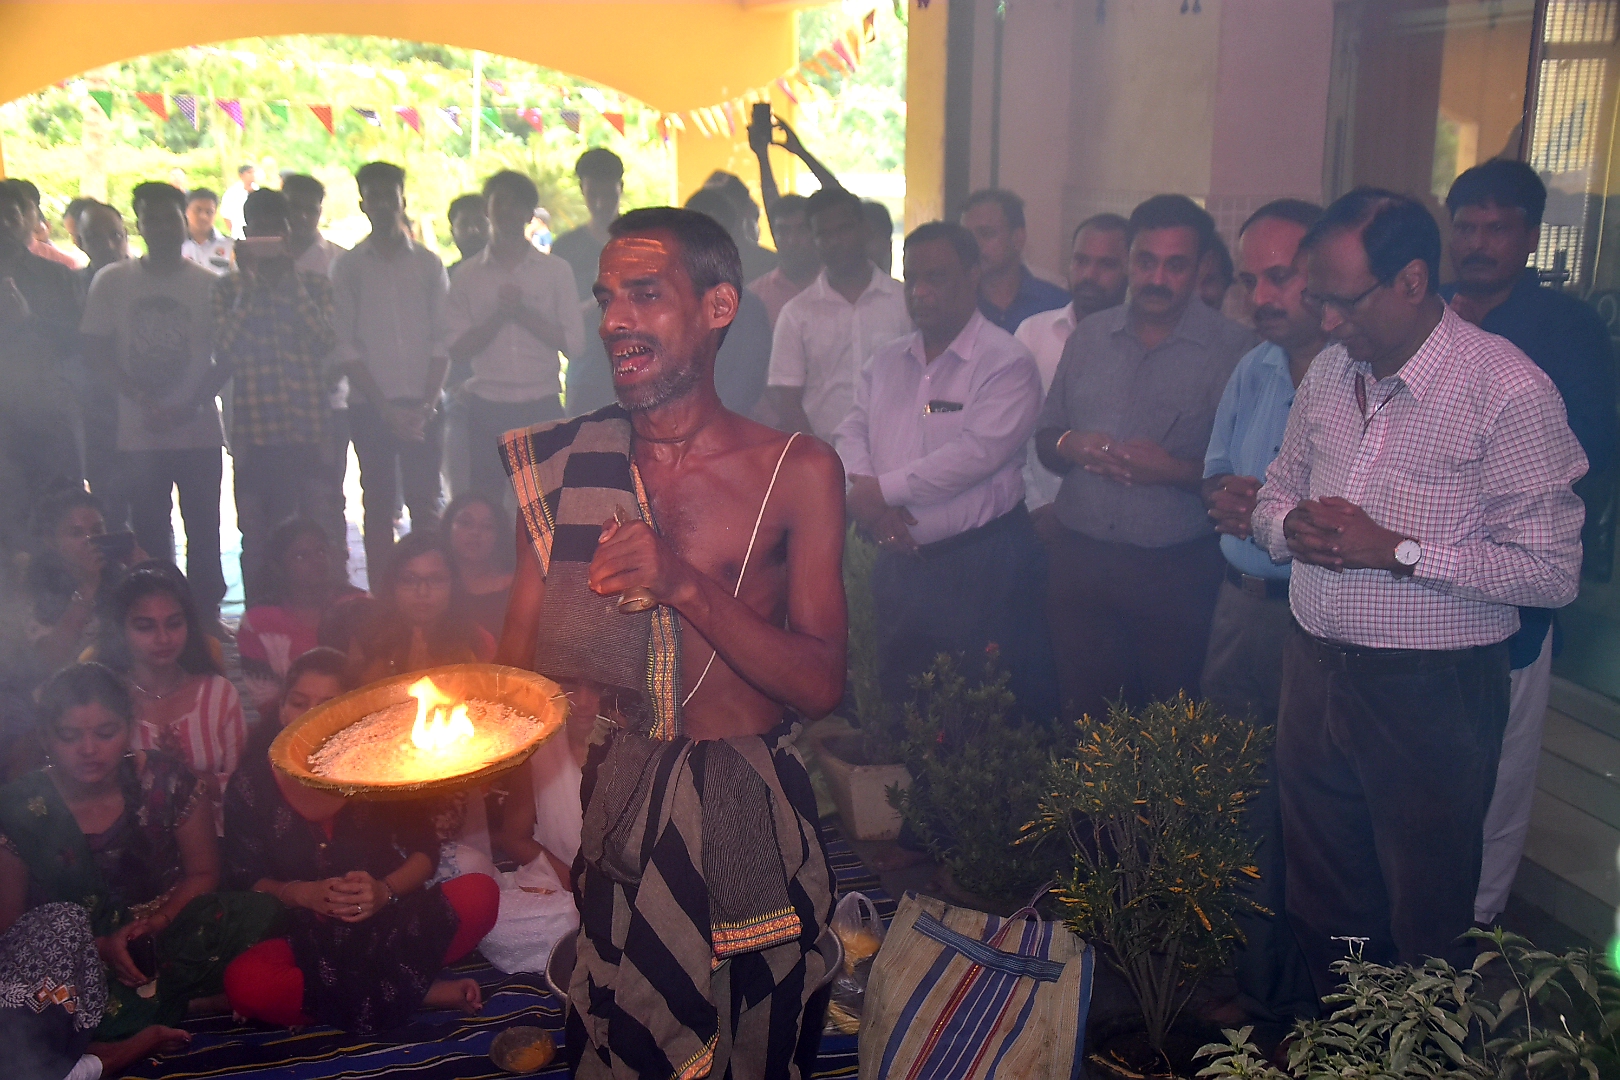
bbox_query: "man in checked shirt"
[1250,188,1587,998]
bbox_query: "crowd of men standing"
[0,126,1608,1024]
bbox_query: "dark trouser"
[311,409,351,573]
[1045,527,1224,722]
[233,443,327,608]
[1277,626,1510,998]
[1200,578,1318,1023]
[348,398,444,585]
[871,506,1060,724]
[466,394,564,497]
[81,387,128,531]
[121,447,226,610]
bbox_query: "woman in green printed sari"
[0,664,280,1040]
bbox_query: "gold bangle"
[1055,430,1073,456]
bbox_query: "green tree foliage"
[0,35,676,252]
[797,3,907,175]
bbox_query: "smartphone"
[751,102,772,133]
[89,531,136,561]
[127,934,159,981]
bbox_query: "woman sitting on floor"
[221,647,498,1034]
[343,530,496,686]
[236,519,362,715]
[24,489,140,680]
[442,493,516,642]
[96,565,246,830]
[0,664,281,1044]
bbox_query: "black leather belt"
[912,504,1030,559]
[1293,623,1505,674]
[1224,564,1289,600]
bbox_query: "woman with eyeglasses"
[235,519,363,715]
[344,530,495,686]
[441,493,516,642]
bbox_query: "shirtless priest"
[495,207,848,1080]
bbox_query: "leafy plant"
[1025,695,1270,1057]
[1194,930,1620,1080]
[839,525,905,764]
[888,651,1066,905]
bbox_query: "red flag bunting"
[603,111,625,136]
[136,92,168,120]
[519,107,545,133]
[394,105,422,133]
[308,104,334,135]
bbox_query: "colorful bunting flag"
[719,101,737,136]
[394,105,422,133]
[485,78,506,96]
[88,89,114,118]
[216,98,244,130]
[136,91,168,120]
[560,109,581,133]
[603,111,625,136]
[174,94,198,129]
[579,87,607,112]
[480,106,501,130]
[438,106,462,134]
[518,107,545,133]
[775,77,800,106]
[832,39,857,71]
[353,107,382,126]
[308,104,334,135]
[268,101,289,123]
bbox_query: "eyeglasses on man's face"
[1301,279,1385,318]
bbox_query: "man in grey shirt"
[331,161,450,580]
[1035,195,1256,721]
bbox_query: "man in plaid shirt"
[1251,188,1586,997]
[212,188,338,606]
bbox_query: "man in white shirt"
[761,188,911,441]
[445,170,584,495]
[835,221,1057,721]
[181,188,234,275]
[81,182,227,616]
[284,173,353,572]
[218,163,257,240]
[1014,213,1129,517]
[330,161,451,579]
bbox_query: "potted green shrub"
[809,527,912,840]
[1025,695,1270,1077]
[1196,930,1620,1079]
[889,650,1067,909]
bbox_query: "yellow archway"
[0,0,818,203]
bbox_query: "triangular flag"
[518,107,545,133]
[136,92,167,120]
[657,116,670,144]
[89,89,113,118]
[308,104,334,135]
[579,87,606,112]
[480,106,501,130]
[775,78,801,106]
[174,94,198,129]
[352,107,382,126]
[688,110,711,138]
[268,101,289,123]
[438,106,462,134]
[603,111,625,136]
[832,39,857,72]
[560,109,581,133]
[863,9,878,38]
[719,101,737,136]
[394,105,421,133]
[485,78,506,96]
[216,98,244,131]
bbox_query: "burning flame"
[408,677,475,753]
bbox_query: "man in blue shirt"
[1441,160,1616,930]
[960,189,1070,333]
[1200,198,1326,1028]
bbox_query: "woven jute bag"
[858,891,1094,1080]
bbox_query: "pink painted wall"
[1207,0,1335,237]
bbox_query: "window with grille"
[1544,0,1619,44]
[1528,54,1609,280]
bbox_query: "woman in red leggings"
[220,648,499,1033]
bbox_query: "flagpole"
[471,50,482,159]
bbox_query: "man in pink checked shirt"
[1250,188,1587,999]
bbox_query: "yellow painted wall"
[0,1,810,205]
[903,0,947,231]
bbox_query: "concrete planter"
[811,723,912,841]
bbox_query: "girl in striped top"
[97,563,246,832]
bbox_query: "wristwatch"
[1394,538,1422,570]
